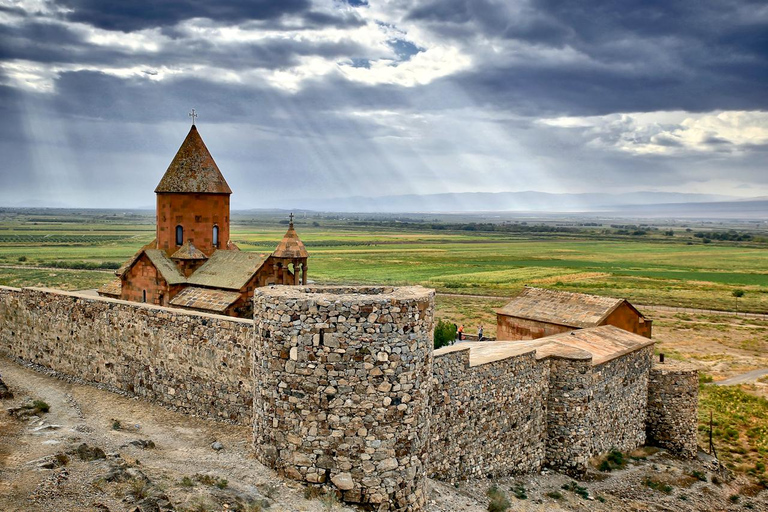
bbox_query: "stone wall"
[252,286,434,512]
[646,361,699,458]
[0,286,253,424]
[545,356,594,474]
[430,347,548,481]
[589,346,653,455]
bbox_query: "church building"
[98,121,308,318]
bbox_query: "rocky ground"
[1,357,766,512]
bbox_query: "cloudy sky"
[1,0,767,209]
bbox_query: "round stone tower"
[253,285,434,511]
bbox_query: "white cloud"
[539,111,768,155]
[338,45,470,87]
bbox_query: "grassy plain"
[1,211,766,313]
[0,209,767,478]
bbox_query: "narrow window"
[175,225,183,246]
[212,225,219,247]
[142,290,147,303]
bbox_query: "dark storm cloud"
[405,0,768,115]
[55,0,312,31]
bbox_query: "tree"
[433,319,457,349]
[732,289,745,311]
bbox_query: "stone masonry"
[647,361,699,458]
[0,284,699,511]
[252,286,434,511]
[431,347,548,480]
[0,286,253,424]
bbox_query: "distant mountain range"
[281,191,765,217]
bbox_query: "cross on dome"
[189,108,198,126]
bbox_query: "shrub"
[434,319,457,350]
[561,481,589,499]
[598,448,627,472]
[545,491,563,500]
[32,400,50,413]
[643,477,673,493]
[510,483,527,499]
[487,485,510,512]
[18,256,27,262]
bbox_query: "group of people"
[454,324,484,342]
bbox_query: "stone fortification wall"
[545,356,593,474]
[430,347,548,480]
[646,361,699,458]
[252,286,434,512]
[0,286,253,424]
[589,346,654,455]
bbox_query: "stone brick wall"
[545,356,594,475]
[0,286,253,424]
[252,286,434,512]
[646,361,699,458]
[430,347,548,481]
[589,346,653,455]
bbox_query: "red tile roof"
[497,286,635,328]
[169,286,240,313]
[154,125,232,194]
[272,222,309,259]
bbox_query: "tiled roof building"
[98,122,308,318]
[496,286,652,340]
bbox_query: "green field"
[0,211,766,313]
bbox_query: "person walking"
[457,324,464,341]
[477,325,484,341]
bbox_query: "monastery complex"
[0,121,700,511]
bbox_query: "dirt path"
[714,368,768,386]
[0,357,352,512]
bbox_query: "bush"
[487,485,510,512]
[598,448,627,472]
[434,319,457,350]
[18,256,27,262]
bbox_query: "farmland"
[1,209,766,313]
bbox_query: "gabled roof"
[443,325,654,367]
[98,278,122,297]
[169,286,241,313]
[154,125,232,194]
[540,325,654,365]
[272,221,309,259]
[117,239,158,277]
[497,286,637,328]
[171,240,207,260]
[187,250,268,290]
[143,250,187,285]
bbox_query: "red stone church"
[98,123,308,318]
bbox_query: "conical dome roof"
[155,125,232,194]
[272,219,309,259]
[170,240,208,260]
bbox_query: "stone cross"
[289,213,294,225]
[189,109,197,126]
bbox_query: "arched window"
[212,225,219,247]
[175,225,183,246]
[142,290,147,303]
